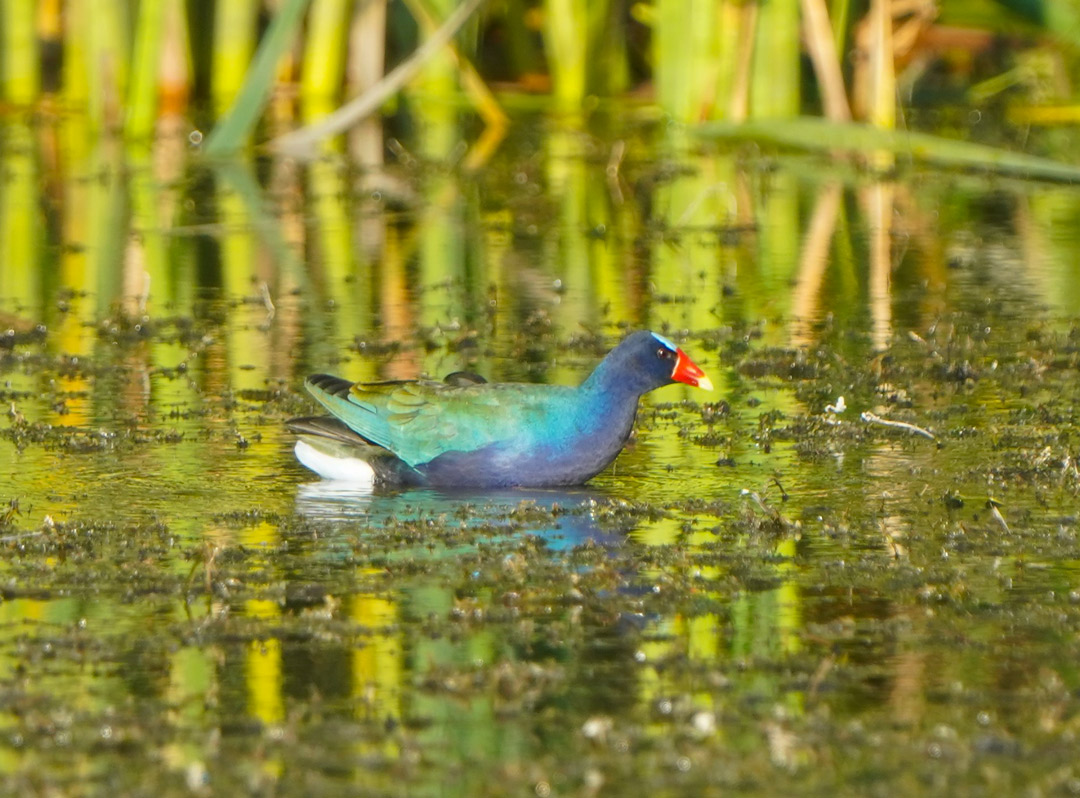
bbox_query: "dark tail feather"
[286,416,374,447]
[306,373,354,398]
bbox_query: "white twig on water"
[860,411,935,440]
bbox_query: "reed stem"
[212,0,261,112]
[751,0,801,118]
[543,0,588,110]
[302,0,352,118]
[1,0,40,103]
[127,0,166,137]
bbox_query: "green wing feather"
[305,374,573,467]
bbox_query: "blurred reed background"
[3,1,1080,148]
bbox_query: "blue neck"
[580,344,659,403]
[575,357,647,442]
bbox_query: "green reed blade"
[698,117,1080,182]
[205,0,312,155]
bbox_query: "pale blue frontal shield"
[651,332,677,351]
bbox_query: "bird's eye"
[657,347,673,360]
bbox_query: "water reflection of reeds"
[4,113,1080,365]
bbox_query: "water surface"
[3,115,1080,795]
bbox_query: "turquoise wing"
[305,374,571,467]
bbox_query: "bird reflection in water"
[294,483,628,550]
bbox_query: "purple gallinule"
[289,331,712,488]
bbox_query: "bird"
[288,330,713,489]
